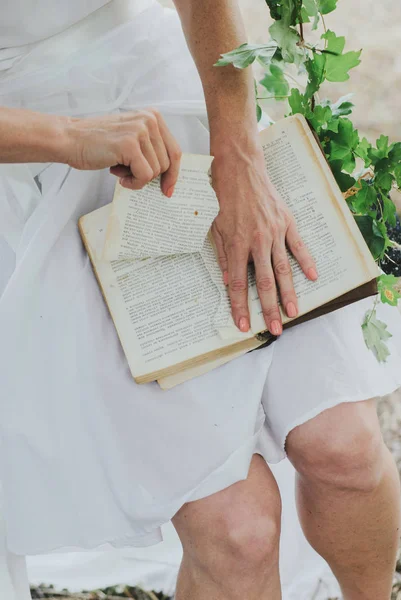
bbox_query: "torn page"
[103,153,218,260]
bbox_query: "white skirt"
[0,0,400,556]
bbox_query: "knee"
[286,403,385,493]
[184,488,281,579]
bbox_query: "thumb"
[211,220,229,286]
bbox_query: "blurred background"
[161,0,401,143]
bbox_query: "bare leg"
[287,399,400,600]
[173,455,282,600]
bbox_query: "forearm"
[172,0,258,152]
[0,107,69,164]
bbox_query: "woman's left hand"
[210,138,318,337]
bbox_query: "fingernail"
[308,267,318,281]
[286,302,297,318]
[270,320,282,336]
[239,317,249,332]
[223,271,229,285]
[166,186,175,198]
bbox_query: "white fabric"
[0,0,110,47]
[0,0,400,570]
[25,461,342,599]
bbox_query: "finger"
[272,239,298,319]
[286,218,318,281]
[211,220,229,285]
[227,241,250,332]
[110,164,131,178]
[252,235,282,336]
[119,151,153,190]
[140,135,162,179]
[156,113,182,197]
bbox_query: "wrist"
[211,127,261,160]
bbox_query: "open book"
[79,114,379,389]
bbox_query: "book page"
[214,115,379,339]
[103,154,218,260]
[80,206,254,382]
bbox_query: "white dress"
[0,0,400,560]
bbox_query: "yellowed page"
[216,115,379,340]
[103,154,218,260]
[80,205,255,382]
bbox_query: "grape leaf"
[265,0,303,26]
[329,118,359,172]
[394,164,401,188]
[321,31,361,82]
[351,181,377,214]
[375,171,394,194]
[368,135,390,164]
[269,21,302,64]
[215,43,277,69]
[354,137,372,166]
[288,88,311,117]
[260,64,290,98]
[302,0,319,29]
[354,215,387,259]
[308,104,332,132]
[328,159,356,192]
[322,30,345,54]
[377,274,401,307]
[362,309,392,363]
[318,0,337,14]
[389,142,401,163]
[325,50,362,82]
[305,53,326,97]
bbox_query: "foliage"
[215,0,400,360]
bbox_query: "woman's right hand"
[64,108,182,197]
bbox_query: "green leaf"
[354,137,372,166]
[321,31,361,82]
[389,142,401,163]
[377,274,401,307]
[329,118,359,173]
[368,134,390,164]
[302,0,319,29]
[322,30,345,54]
[305,53,326,97]
[351,181,377,214]
[308,104,332,132]
[327,94,355,117]
[325,50,362,82]
[259,64,290,98]
[362,309,392,363]
[375,171,393,194]
[288,88,311,117]
[256,102,263,122]
[265,0,303,26]
[354,215,387,259]
[214,43,277,69]
[328,159,356,192]
[394,164,401,188]
[269,21,302,64]
[318,0,337,14]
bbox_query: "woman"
[0,1,401,598]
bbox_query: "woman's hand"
[210,139,318,336]
[65,109,182,196]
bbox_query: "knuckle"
[147,107,161,119]
[252,229,269,248]
[263,307,280,321]
[228,233,246,253]
[170,146,182,162]
[292,238,305,251]
[256,275,275,293]
[230,277,247,293]
[274,260,291,277]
